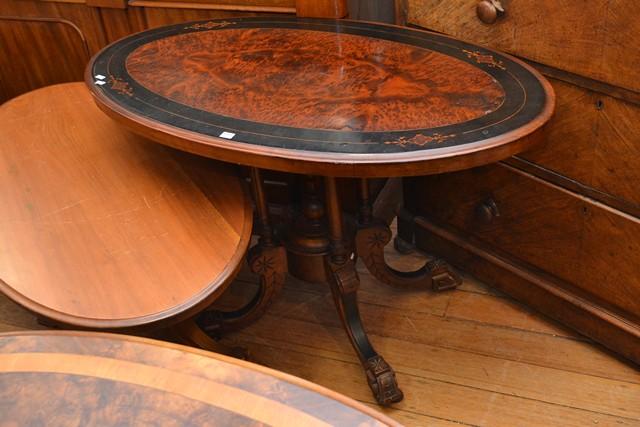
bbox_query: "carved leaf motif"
[367,231,388,249]
[184,21,234,30]
[384,133,454,147]
[462,49,507,70]
[108,76,133,97]
[367,355,390,375]
[251,255,275,275]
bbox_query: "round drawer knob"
[476,0,505,24]
[475,198,500,223]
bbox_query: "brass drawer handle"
[475,198,500,223]
[476,0,505,24]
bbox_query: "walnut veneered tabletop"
[0,331,399,426]
[87,17,554,177]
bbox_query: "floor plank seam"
[358,401,482,427]
[234,337,640,422]
[439,314,591,343]
[256,313,640,386]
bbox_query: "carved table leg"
[324,177,403,405]
[356,179,461,291]
[198,168,287,337]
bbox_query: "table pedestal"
[199,169,462,405]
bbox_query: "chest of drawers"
[401,0,640,364]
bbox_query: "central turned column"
[285,176,331,283]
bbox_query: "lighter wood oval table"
[0,83,252,330]
[86,17,555,405]
[0,331,399,426]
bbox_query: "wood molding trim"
[30,0,86,4]
[524,59,640,108]
[505,157,640,220]
[412,216,640,365]
[87,0,127,8]
[128,1,295,12]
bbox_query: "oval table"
[86,17,554,405]
[0,331,398,426]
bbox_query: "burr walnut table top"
[87,17,554,177]
[0,83,252,329]
[0,331,398,426]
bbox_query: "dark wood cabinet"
[402,0,640,364]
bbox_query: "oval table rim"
[0,86,254,330]
[0,201,251,329]
[85,18,555,178]
[0,330,402,427]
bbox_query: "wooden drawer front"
[411,163,640,321]
[406,0,640,93]
[519,79,640,211]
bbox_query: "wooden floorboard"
[0,242,638,426]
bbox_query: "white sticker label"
[95,74,106,80]
[219,132,236,139]
[94,80,106,85]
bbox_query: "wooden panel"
[86,0,126,8]
[407,0,608,86]
[128,0,295,13]
[99,7,146,42]
[580,206,640,318]
[410,166,584,288]
[591,94,640,207]
[602,0,640,94]
[0,0,107,53]
[519,79,597,185]
[347,0,395,23]
[140,6,279,27]
[517,79,640,211]
[409,164,640,322]
[133,0,295,6]
[0,17,89,103]
[295,0,347,17]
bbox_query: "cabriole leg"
[355,178,461,291]
[324,176,403,405]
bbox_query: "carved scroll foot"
[356,220,461,292]
[197,244,287,337]
[325,257,404,405]
[365,355,404,405]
